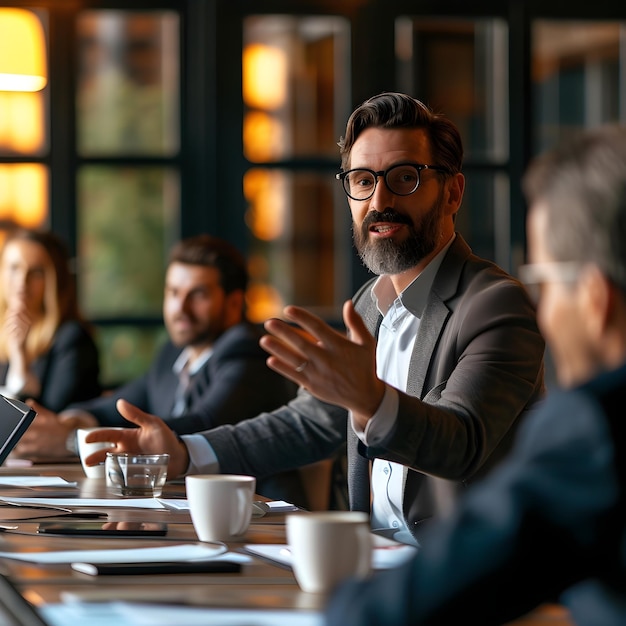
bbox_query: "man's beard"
[168,316,224,348]
[353,195,445,275]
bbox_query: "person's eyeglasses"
[335,162,449,201]
[518,261,583,302]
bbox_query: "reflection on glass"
[0,164,48,229]
[95,325,167,389]
[532,21,625,154]
[76,10,179,156]
[242,15,350,321]
[395,16,511,270]
[244,168,347,323]
[243,15,350,161]
[0,92,46,155]
[244,168,287,241]
[246,282,285,326]
[243,111,286,163]
[243,44,288,110]
[395,16,509,162]
[77,166,179,317]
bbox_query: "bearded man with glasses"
[84,93,545,547]
[327,122,626,626]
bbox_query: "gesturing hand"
[260,299,386,428]
[84,399,190,477]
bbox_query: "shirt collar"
[372,234,456,318]
[172,346,213,377]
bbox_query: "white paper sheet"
[0,496,166,509]
[0,543,243,564]
[41,603,323,626]
[155,498,189,511]
[0,476,77,487]
[245,541,418,570]
[157,498,298,513]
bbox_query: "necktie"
[172,362,191,417]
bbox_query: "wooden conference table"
[0,462,574,626]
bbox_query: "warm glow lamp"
[243,44,287,110]
[0,164,48,228]
[0,9,47,92]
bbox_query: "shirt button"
[392,520,399,528]
[383,466,390,475]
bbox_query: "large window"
[0,8,49,232]
[242,15,351,322]
[532,20,626,152]
[74,10,180,386]
[395,16,511,268]
[3,1,626,391]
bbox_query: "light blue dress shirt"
[355,237,453,545]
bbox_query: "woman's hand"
[2,300,32,365]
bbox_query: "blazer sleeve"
[200,387,347,480]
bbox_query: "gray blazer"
[203,235,545,532]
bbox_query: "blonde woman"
[0,229,100,412]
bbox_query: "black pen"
[71,560,242,576]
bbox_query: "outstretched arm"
[84,399,190,477]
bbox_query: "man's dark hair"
[168,234,248,294]
[338,92,463,175]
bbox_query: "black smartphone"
[37,521,168,536]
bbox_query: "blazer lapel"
[404,235,471,524]
[349,280,381,513]
[406,296,449,398]
[406,235,469,398]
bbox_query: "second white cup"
[185,474,256,542]
[286,511,372,593]
[76,427,126,478]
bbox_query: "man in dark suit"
[326,125,626,625]
[17,234,303,503]
[86,93,545,543]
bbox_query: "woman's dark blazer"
[0,320,101,412]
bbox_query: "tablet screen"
[0,395,37,465]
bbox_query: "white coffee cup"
[286,511,372,593]
[185,474,256,542]
[76,427,126,478]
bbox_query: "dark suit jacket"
[75,322,296,434]
[202,235,545,533]
[0,320,101,412]
[326,361,626,626]
[72,322,303,505]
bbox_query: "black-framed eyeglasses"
[335,162,450,201]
